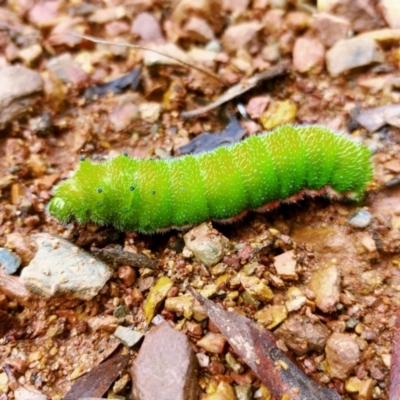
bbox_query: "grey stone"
[0,66,43,129]
[131,322,199,400]
[326,37,384,77]
[20,233,112,300]
[114,326,144,348]
[348,209,373,228]
[0,248,21,274]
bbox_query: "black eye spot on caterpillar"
[48,125,373,234]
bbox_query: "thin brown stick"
[68,32,227,86]
[181,61,290,119]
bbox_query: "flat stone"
[0,66,43,130]
[275,314,331,356]
[325,332,360,379]
[308,264,340,313]
[273,250,298,280]
[355,104,400,132]
[293,36,325,74]
[114,326,144,348]
[0,247,21,274]
[221,22,263,54]
[313,12,350,47]
[326,37,384,77]
[20,233,112,300]
[131,322,199,400]
[184,16,215,42]
[131,12,164,42]
[317,0,382,32]
[379,0,400,29]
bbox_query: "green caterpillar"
[49,125,373,233]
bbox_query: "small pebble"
[0,247,21,274]
[348,209,373,228]
[325,332,360,379]
[197,332,227,354]
[114,326,144,348]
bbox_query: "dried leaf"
[63,353,129,400]
[176,113,245,155]
[84,67,142,100]
[188,287,340,400]
[181,62,289,119]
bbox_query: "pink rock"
[183,16,215,42]
[110,103,140,132]
[313,12,350,47]
[131,12,164,42]
[293,36,325,74]
[221,22,263,54]
[28,1,61,28]
[246,96,270,119]
[318,0,383,33]
[131,322,199,400]
[106,21,130,37]
[325,332,360,379]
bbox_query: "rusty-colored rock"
[325,332,360,380]
[274,314,331,356]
